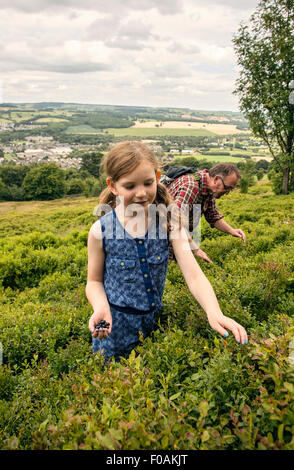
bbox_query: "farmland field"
[35,118,69,123]
[175,152,246,163]
[103,127,216,137]
[0,184,294,450]
[65,125,101,134]
[133,120,250,135]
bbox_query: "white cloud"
[0,0,183,15]
[0,0,260,110]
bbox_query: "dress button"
[138,240,143,244]
[147,288,151,292]
[120,262,124,266]
[141,258,146,262]
[144,274,148,278]
[151,303,155,307]
[157,256,161,260]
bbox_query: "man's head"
[207,163,240,198]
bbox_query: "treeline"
[65,112,134,129]
[0,154,275,203]
[0,127,114,147]
[0,152,107,202]
[3,111,135,130]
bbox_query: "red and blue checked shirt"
[167,170,224,233]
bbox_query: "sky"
[0,0,260,111]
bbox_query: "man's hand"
[193,248,213,264]
[214,220,246,243]
[231,228,246,243]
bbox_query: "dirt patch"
[252,156,273,162]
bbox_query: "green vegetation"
[22,163,66,200]
[0,185,293,449]
[35,118,69,123]
[65,125,101,134]
[104,127,216,137]
[80,152,104,178]
[189,153,245,163]
[233,0,294,194]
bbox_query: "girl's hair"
[99,141,173,209]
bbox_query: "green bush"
[66,178,87,195]
[0,186,294,449]
[240,178,249,193]
[22,163,66,200]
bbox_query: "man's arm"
[214,218,246,242]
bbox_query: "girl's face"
[107,161,160,212]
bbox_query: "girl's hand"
[88,311,112,340]
[193,248,213,264]
[207,312,248,344]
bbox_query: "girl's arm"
[86,221,112,339]
[170,228,248,344]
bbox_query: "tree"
[237,160,257,186]
[257,168,265,180]
[0,164,30,187]
[66,178,86,195]
[0,177,5,199]
[233,0,294,194]
[171,156,199,170]
[256,159,270,171]
[80,151,103,178]
[22,163,66,200]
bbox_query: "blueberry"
[94,320,110,331]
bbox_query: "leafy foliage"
[0,184,294,449]
[233,0,294,193]
[22,163,66,200]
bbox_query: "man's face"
[210,172,239,198]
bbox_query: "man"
[167,163,246,263]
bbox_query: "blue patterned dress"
[92,209,169,361]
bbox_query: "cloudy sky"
[0,0,259,111]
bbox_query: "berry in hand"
[95,320,110,332]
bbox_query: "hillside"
[0,184,293,450]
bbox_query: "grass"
[175,152,246,163]
[103,127,216,137]
[64,126,216,137]
[0,196,97,237]
[35,118,69,123]
[10,112,37,122]
[65,125,101,134]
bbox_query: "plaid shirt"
[167,170,224,232]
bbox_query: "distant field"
[36,118,69,123]
[175,152,246,163]
[133,120,250,135]
[10,112,37,122]
[104,127,216,137]
[65,125,100,134]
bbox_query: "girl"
[86,141,248,362]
